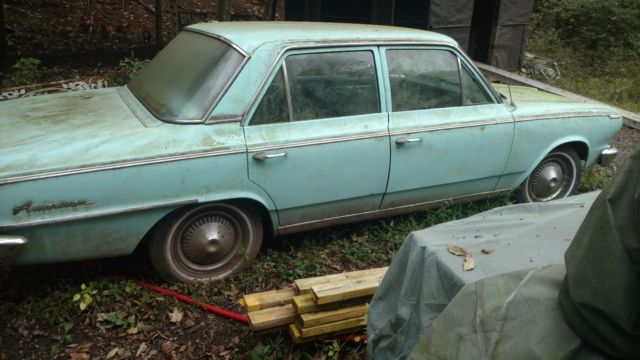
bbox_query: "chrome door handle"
[253,151,288,160]
[395,137,422,145]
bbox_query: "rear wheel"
[150,203,262,283]
[517,147,582,203]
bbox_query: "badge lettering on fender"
[12,200,96,215]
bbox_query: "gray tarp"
[408,265,606,359]
[560,150,640,358]
[367,191,599,359]
[389,149,640,359]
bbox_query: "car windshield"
[128,31,245,122]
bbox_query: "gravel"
[610,125,640,169]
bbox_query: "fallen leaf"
[222,284,238,298]
[463,251,475,271]
[68,353,90,360]
[106,347,120,359]
[481,248,494,254]
[117,348,130,357]
[161,340,176,354]
[168,308,183,323]
[136,342,148,357]
[448,245,466,256]
[127,326,139,335]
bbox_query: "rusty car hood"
[491,84,618,119]
[0,87,243,182]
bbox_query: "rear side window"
[251,50,379,125]
[386,49,491,112]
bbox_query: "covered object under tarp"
[367,191,598,359]
[368,149,640,359]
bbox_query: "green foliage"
[11,57,41,85]
[119,54,149,80]
[249,336,286,360]
[321,339,341,360]
[50,321,74,356]
[578,166,616,193]
[528,0,640,113]
[533,0,640,56]
[72,282,98,311]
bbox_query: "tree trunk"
[0,0,8,70]
[218,0,230,21]
[155,0,162,49]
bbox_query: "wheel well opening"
[136,198,274,254]
[554,141,589,162]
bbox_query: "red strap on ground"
[137,280,249,324]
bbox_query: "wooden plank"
[475,62,640,130]
[242,287,296,312]
[294,267,388,293]
[297,316,366,338]
[293,293,369,314]
[247,304,295,332]
[289,323,326,344]
[292,293,318,314]
[298,303,369,328]
[312,274,384,305]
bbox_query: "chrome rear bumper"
[598,147,619,167]
[0,235,27,268]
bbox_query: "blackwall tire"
[517,147,582,203]
[150,203,262,283]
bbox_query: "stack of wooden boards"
[240,267,388,343]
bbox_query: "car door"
[244,47,390,228]
[380,46,514,209]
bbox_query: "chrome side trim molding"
[516,112,612,122]
[1,199,198,231]
[0,235,27,246]
[205,115,243,124]
[0,235,28,267]
[248,131,389,152]
[0,148,246,185]
[277,189,510,235]
[389,118,512,137]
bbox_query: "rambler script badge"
[12,200,95,215]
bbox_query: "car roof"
[186,21,458,54]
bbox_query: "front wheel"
[150,203,262,283]
[517,147,582,203]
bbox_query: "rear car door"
[381,46,514,209]
[244,47,390,227]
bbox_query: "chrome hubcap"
[180,215,236,265]
[529,158,572,201]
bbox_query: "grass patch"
[527,5,640,113]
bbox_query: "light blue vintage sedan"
[0,22,621,282]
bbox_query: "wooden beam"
[292,293,318,314]
[0,0,8,70]
[247,304,295,331]
[155,0,162,48]
[298,303,369,328]
[292,293,369,314]
[289,323,325,343]
[242,287,296,313]
[296,315,366,338]
[311,273,384,305]
[294,267,388,293]
[475,62,640,130]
